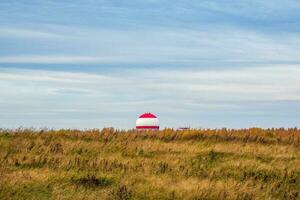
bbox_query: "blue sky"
[0,0,300,129]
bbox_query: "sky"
[0,0,300,129]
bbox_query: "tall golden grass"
[0,128,299,199]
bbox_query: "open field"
[0,128,299,200]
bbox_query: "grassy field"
[0,128,299,200]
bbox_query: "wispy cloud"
[0,27,64,39]
[1,25,300,64]
[1,65,300,106]
[1,66,299,128]
[0,55,108,64]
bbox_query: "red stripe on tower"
[136,126,159,129]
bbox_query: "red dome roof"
[139,113,157,118]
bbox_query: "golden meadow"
[0,128,299,200]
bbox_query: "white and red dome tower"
[136,113,159,130]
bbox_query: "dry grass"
[0,128,299,200]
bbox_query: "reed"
[0,128,299,199]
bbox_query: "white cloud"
[1,65,299,128]
[1,25,300,64]
[1,65,300,102]
[0,27,64,39]
[0,55,110,64]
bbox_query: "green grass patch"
[71,174,113,188]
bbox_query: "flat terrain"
[0,128,299,200]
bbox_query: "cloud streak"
[0,27,64,39]
[1,66,300,100]
[0,55,108,64]
[1,25,300,64]
[0,65,299,128]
